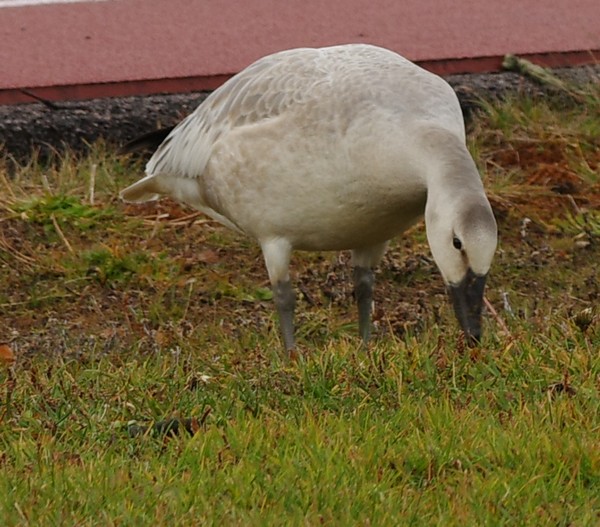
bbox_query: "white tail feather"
[120,175,161,203]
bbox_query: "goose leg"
[273,280,296,352]
[353,266,374,344]
[352,243,388,345]
[261,238,296,353]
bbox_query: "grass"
[1,84,599,525]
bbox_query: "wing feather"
[146,48,326,179]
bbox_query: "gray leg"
[261,238,296,355]
[353,266,374,344]
[352,243,388,346]
[273,280,296,353]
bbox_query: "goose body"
[121,44,497,352]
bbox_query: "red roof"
[1,0,598,104]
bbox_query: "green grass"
[1,339,598,525]
[1,85,599,525]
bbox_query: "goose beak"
[447,269,487,346]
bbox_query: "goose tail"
[120,174,161,203]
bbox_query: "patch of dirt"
[1,196,598,358]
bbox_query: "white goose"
[121,44,498,353]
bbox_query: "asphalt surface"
[1,65,598,161]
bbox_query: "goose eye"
[452,237,462,250]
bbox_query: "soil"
[1,65,598,161]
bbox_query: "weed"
[13,194,118,230]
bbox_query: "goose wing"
[146,47,328,179]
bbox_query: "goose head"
[426,196,498,345]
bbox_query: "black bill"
[447,268,487,345]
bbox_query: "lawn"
[0,84,599,525]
